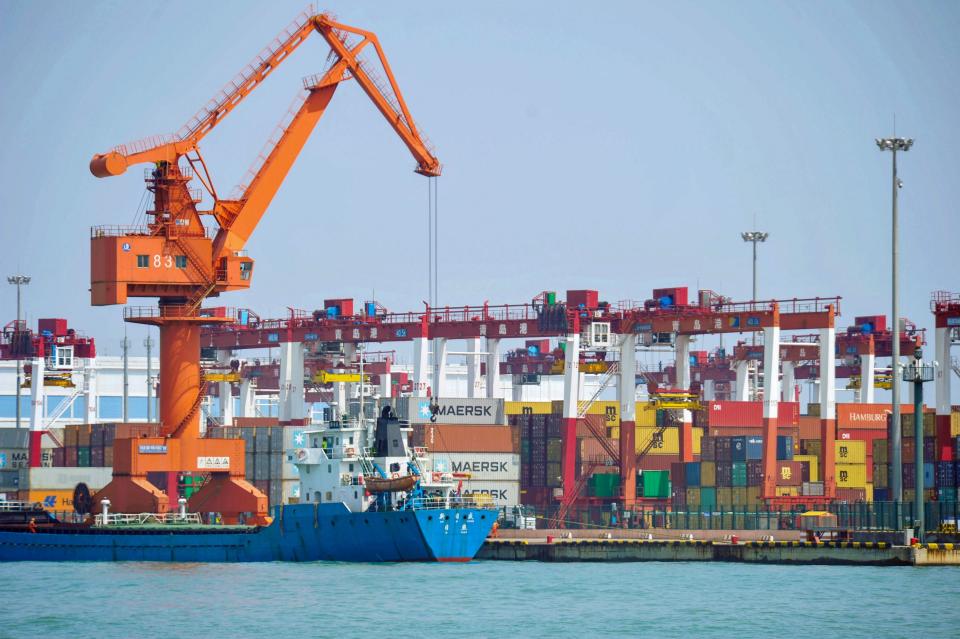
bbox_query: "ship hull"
[0,503,495,563]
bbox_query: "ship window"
[354,491,358,499]
[349,464,354,472]
[175,255,187,269]
[349,436,354,445]
[393,439,399,448]
[315,491,322,503]
[305,493,309,502]
[325,492,332,501]
[305,466,310,474]
[328,464,332,473]
[137,255,149,268]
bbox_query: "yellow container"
[686,487,700,506]
[864,483,874,503]
[747,486,761,504]
[835,463,867,488]
[802,439,822,457]
[19,489,75,511]
[635,426,703,455]
[731,487,748,505]
[776,486,799,497]
[952,412,960,437]
[504,401,552,415]
[700,461,716,487]
[794,454,819,482]
[717,487,733,505]
[835,440,866,465]
[635,403,658,427]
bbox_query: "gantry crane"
[88,10,440,522]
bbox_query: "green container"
[731,462,747,487]
[640,470,670,498]
[77,447,91,468]
[546,291,557,305]
[589,473,620,498]
[700,487,717,509]
[938,488,958,502]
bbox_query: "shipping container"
[799,415,821,441]
[776,436,794,461]
[416,424,516,453]
[18,466,113,491]
[431,453,520,481]
[835,440,866,465]
[18,489,76,511]
[802,481,825,496]
[717,487,732,505]
[635,426,702,455]
[838,403,919,429]
[460,480,520,506]
[685,462,701,487]
[686,487,701,506]
[504,401,552,415]
[731,462,747,487]
[700,436,716,461]
[776,461,803,486]
[700,461,716,487]
[745,436,763,461]
[794,455,819,482]
[705,401,799,427]
[396,397,505,425]
[836,464,867,488]
[639,470,670,498]
[700,486,717,508]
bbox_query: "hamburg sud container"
[836,403,920,430]
[396,397,505,425]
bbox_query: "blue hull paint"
[0,504,495,563]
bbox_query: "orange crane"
[88,10,440,522]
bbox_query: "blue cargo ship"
[0,411,497,562]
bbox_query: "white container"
[394,397,505,425]
[19,466,114,491]
[457,480,520,507]
[431,453,520,481]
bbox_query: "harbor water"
[2,561,957,638]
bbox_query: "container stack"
[512,413,563,505]
[415,423,520,507]
[54,423,160,468]
[207,424,302,507]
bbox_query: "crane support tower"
[88,10,440,522]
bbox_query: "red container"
[799,416,821,440]
[653,287,689,307]
[746,460,763,486]
[64,447,78,467]
[837,404,916,430]
[416,424,517,453]
[52,447,65,467]
[775,461,803,486]
[234,417,280,428]
[525,339,551,356]
[706,426,799,440]
[38,318,68,336]
[853,315,886,333]
[706,401,799,427]
[566,289,599,309]
[636,455,681,471]
[670,463,686,489]
[323,298,354,316]
[836,488,867,502]
[90,446,105,467]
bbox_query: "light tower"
[876,135,912,503]
[741,231,768,400]
[7,274,30,429]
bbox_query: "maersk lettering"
[436,405,493,417]
[463,489,508,500]
[452,461,509,473]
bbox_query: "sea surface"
[1,560,957,638]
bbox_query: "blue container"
[923,463,935,489]
[776,436,794,461]
[326,306,339,318]
[730,437,747,462]
[365,302,377,316]
[745,436,763,461]
[238,309,249,325]
[685,462,701,488]
[874,488,890,502]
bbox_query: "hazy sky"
[0,1,957,380]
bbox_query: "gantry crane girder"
[87,11,440,522]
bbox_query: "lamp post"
[876,135,912,504]
[903,348,933,541]
[7,275,31,429]
[144,334,154,422]
[741,231,768,400]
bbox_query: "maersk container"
[745,436,763,461]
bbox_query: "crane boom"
[87,11,440,523]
